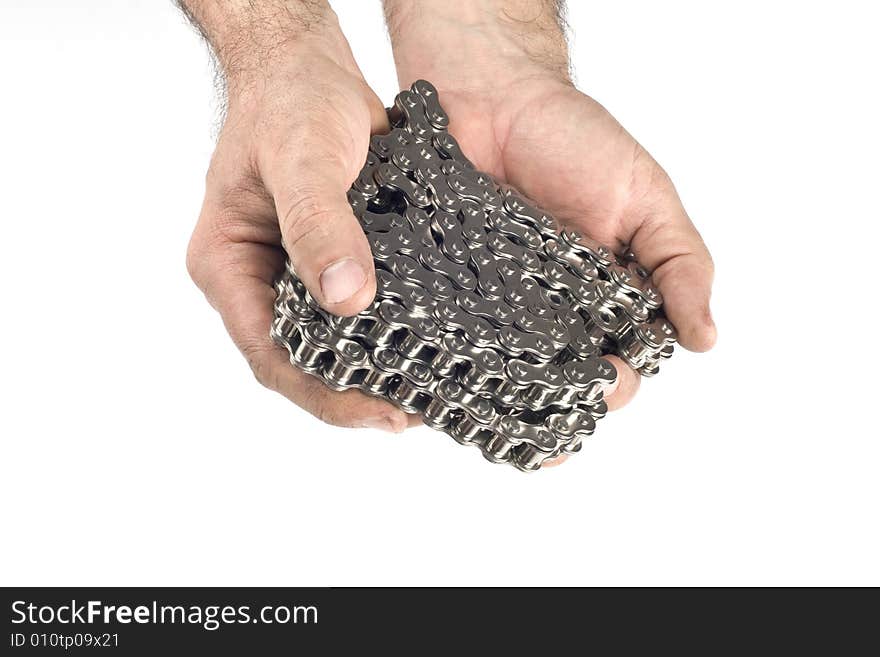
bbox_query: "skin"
[180,0,716,447]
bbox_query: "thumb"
[629,190,717,353]
[264,136,376,317]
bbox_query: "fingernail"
[320,258,367,304]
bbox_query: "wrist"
[383,0,570,91]
[181,1,360,98]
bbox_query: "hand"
[182,3,413,432]
[385,0,716,416]
[436,80,717,409]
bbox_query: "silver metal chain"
[271,80,676,471]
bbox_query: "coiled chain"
[271,80,676,471]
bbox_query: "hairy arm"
[383,0,570,90]
[176,1,359,96]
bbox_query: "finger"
[541,454,569,468]
[603,355,640,411]
[540,355,638,468]
[263,129,377,318]
[628,191,716,352]
[220,262,408,432]
[188,230,410,432]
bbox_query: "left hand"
[383,0,716,433]
[433,77,717,410]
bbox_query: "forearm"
[382,0,570,90]
[176,0,359,94]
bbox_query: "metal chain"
[270,80,676,471]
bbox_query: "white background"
[1,1,878,586]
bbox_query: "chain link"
[270,80,676,471]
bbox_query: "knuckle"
[278,190,339,249]
[304,387,340,427]
[688,246,715,281]
[703,252,716,280]
[184,235,204,287]
[184,217,221,293]
[313,399,338,427]
[303,387,357,429]
[241,341,275,390]
[651,165,674,191]
[184,212,224,293]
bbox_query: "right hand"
[186,34,414,433]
